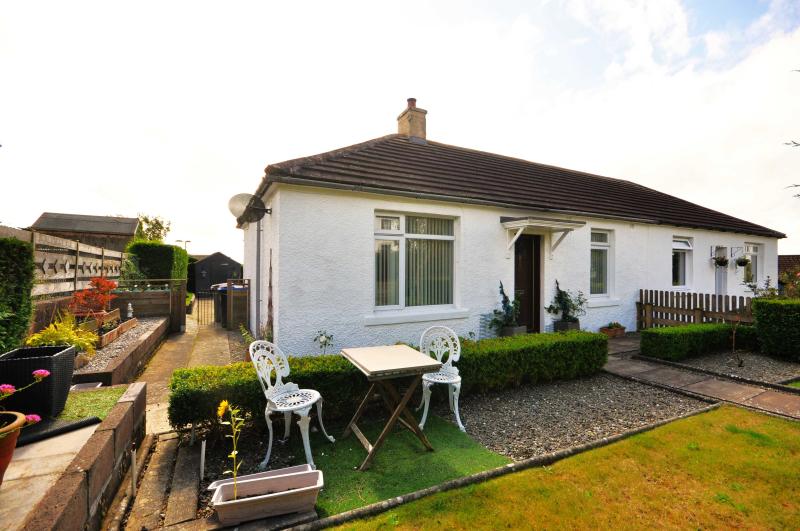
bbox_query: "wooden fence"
[636,289,753,330]
[0,225,123,297]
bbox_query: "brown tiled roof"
[255,134,785,238]
[779,255,800,275]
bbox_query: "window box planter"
[209,466,323,526]
[553,320,580,332]
[96,318,139,348]
[0,345,76,417]
[0,411,26,487]
[499,325,527,337]
[599,325,626,338]
[74,307,121,330]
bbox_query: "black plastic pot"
[0,345,76,417]
[553,320,580,332]
[499,325,527,337]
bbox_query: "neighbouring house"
[240,99,785,355]
[30,212,138,252]
[778,254,800,291]
[189,252,243,293]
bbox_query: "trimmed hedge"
[640,323,758,361]
[0,238,34,353]
[753,299,800,361]
[126,241,189,280]
[168,331,608,430]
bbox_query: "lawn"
[788,380,800,389]
[339,406,800,530]
[58,386,126,421]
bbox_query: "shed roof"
[32,212,139,236]
[254,134,785,239]
[193,252,241,266]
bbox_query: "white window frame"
[671,237,693,289]
[744,243,761,284]
[374,212,456,310]
[589,230,613,297]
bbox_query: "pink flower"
[0,384,15,396]
[25,414,41,424]
[32,369,50,380]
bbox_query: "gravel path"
[435,373,708,461]
[679,350,800,383]
[74,317,166,373]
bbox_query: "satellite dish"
[228,193,270,223]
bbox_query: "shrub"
[752,299,800,361]
[69,277,117,315]
[168,331,607,430]
[26,312,98,354]
[126,241,189,280]
[0,238,34,353]
[640,323,758,361]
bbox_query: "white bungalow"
[240,99,784,355]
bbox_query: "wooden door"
[514,235,542,332]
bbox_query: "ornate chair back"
[249,340,295,401]
[419,326,461,375]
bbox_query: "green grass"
[339,406,800,530]
[58,386,126,421]
[788,380,800,389]
[289,415,509,517]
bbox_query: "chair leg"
[315,399,335,443]
[418,380,433,430]
[448,384,454,411]
[282,411,292,441]
[452,382,465,432]
[259,408,274,470]
[297,407,315,470]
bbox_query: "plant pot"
[0,345,76,417]
[0,411,26,487]
[210,467,323,526]
[97,318,138,348]
[499,325,527,337]
[553,320,580,332]
[73,308,120,327]
[599,326,626,338]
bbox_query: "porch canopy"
[501,215,586,253]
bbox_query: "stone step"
[164,444,201,526]
[126,433,179,530]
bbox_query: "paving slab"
[604,358,660,377]
[608,334,641,355]
[636,367,711,388]
[683,379,766,402]
[127,437,179,531]
[745,390,800,418]
[165,444,201,526]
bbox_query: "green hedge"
[0,238,35,353]
[168,331,607,430]
[126,241,189,280]
[640,323,758,361]
[753,299,800,361]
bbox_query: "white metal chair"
[417,326,465,432]
[249,340,335,470]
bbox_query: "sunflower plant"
[217,400,245,499]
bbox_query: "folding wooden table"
[341,345,442,471]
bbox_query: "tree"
[135,214,171,242]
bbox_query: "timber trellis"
[637,289,753,330]
[0,224,123,298]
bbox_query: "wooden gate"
[636,289,753,330]
[195,290,215,325]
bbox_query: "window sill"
[587,297,621,308]
[364,307,470,326]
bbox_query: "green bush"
[753,299,800,361]
[0,238,34,353]
[640,323,758,361]
[168,331,608,430]
[126,241,189,280]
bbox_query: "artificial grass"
[58,386,126,421]
[339,406,800,530]
[296,415,509,517]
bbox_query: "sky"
[1,0,799,263]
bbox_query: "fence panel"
[636,289,753,330]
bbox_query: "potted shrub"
[599,321,626,338]
[0,370,47,486]
[490,282,525,336]
[211,401,323,525]
[545,280,587,332]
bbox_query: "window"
[374,214,455,308]
[672,238,692,287]
[744,243,760,284]
[590,231,611,295]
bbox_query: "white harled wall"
[243,184,779,356]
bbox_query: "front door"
[514,234,542,332]
[715,247,727,295]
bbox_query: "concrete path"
[605,336,800,420]
[137,314,235,434]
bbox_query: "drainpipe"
[256,217,262,338]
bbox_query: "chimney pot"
[397,98,427,141]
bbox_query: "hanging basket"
[712,256,729,268]
[735,256,750,267]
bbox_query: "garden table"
[341,344,442,471]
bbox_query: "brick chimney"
[397,98,427,141]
